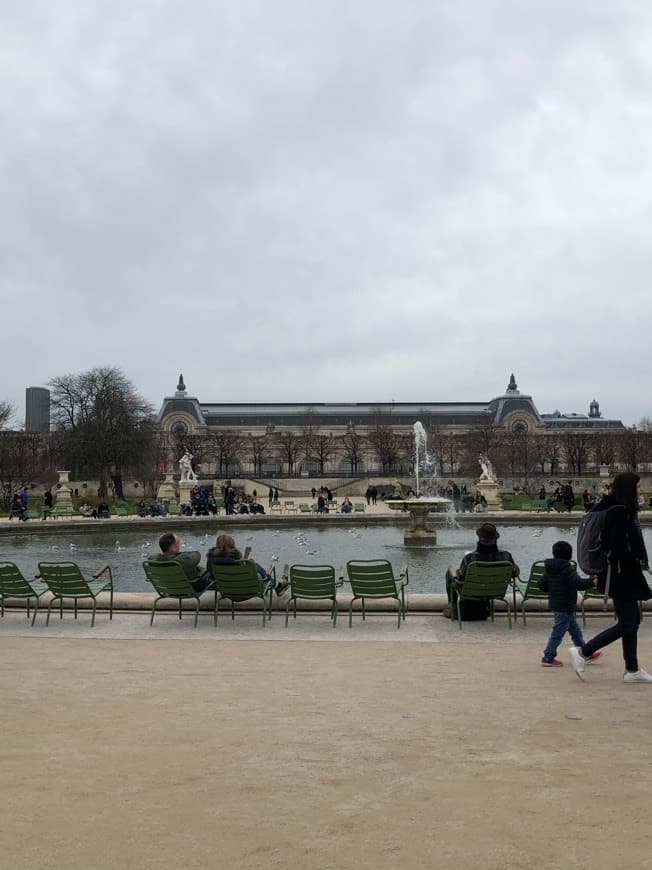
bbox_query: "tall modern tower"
[25,387,50,433]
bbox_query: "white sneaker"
[568,646,586,680]
[623,668,652,683]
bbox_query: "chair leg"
[26,598,30,619]
[361,598,366,621]
[397,597,401,629]
[178,598,182,620]
[150,596,161,626]
[74,598,78,620]
[214,593,219,627]
[194,597,200,628]
[60,597,63,620]
[91,598,97,627]
[349,597,356,627]
[332,598,337,627]
[46,597,56,626]
[109,581,114,620]
[31,596,40,626]
[285,598,291,627]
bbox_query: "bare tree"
[534,432,563,476]
[207,430,242,476]
[562,432,592,475]
[340,430,365,474]
[48,367,156,498]
[276,430,302,475]
[591,433,617,470]
[0,400,14,430]
[245,433,270,476]
[366,410,403,473]
[618,427,649,471]
[0,432,47,509]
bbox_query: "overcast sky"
[2,1,652,426]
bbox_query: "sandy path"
[2,637,652,869]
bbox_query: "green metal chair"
[513,560,549,625]
[209,561,275,627]
[0,562,50,626]
[345,560,409,628]
[286,564,344,627]
[452,561,514,630]
[37,562,114,626]
[142,559,209,628]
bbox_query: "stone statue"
[478,454,494,482]
[179,450,197,482]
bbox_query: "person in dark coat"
[569,472,652,682]
[538,541,597,667]
[444,523,519,620]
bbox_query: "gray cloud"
[2,0,651,424]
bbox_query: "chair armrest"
[399,564,409,586]
[336,565,345,587]
[94,564,112,579]
[265,564,277,582]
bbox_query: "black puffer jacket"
[538,559,593,612]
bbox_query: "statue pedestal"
[178,481,194,508]
[54,470,73,511]
[477,479,502,511]
[157,473,177,503]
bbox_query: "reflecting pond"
[5,523,647,594]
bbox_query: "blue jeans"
[543,612,585,661]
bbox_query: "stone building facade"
[157,374,626,479]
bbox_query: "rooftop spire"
[507,373,518,392]
[176,373,186,393]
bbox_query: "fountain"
[385,422,451,545]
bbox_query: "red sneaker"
[541,657,564,667]
[586,651,602,663]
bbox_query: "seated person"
[79,502,98,518]
[340,496,353,514]
[97,501,111,518]
[206,533,288,596]
[149,500,162,517]
[149,532,211,593]
[317,494,327,513]
[444,522,519,620]
[473,491,488,512]
[250,500,265,514]
[9,494,27,521]
[136,500,148,517]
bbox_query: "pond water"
[5,523,650,594]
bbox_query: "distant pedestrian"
[268,487,274,507]
[371,486,377,505]
[311,487,316,500]
[365,486,372,505]
[274,488,279,504]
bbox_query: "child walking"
[538,541,601,667]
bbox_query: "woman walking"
[569,472,651,682]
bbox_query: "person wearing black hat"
[444,523,520,620]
